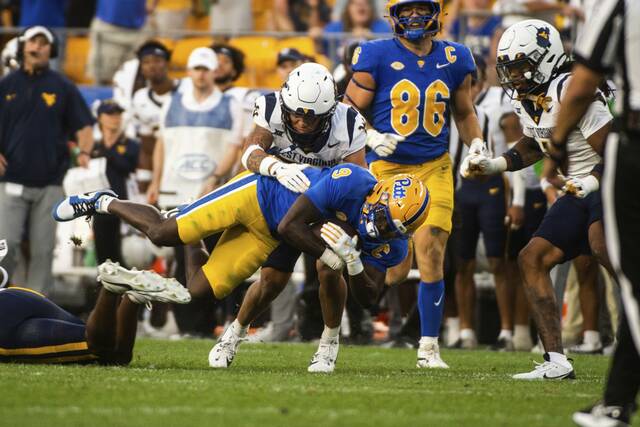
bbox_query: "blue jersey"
[352,38,476,165]
[257,164,408,271]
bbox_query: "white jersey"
[158,88,242,208]
[253,92,366,168]
[225,86,261,138]
[131,80,181,137]
[512,72,612,179]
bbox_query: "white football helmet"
[496,19,567,98]
[280,62,337,152]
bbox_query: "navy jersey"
[352,38,476,165]
[257,164,408,271]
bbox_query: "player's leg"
[570,255,603,354]
[413,154,454,369]
[308,261,347,373]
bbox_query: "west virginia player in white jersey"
[461,19,613,380]
[344,0,487,368]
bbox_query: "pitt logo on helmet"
[386,0,442,41]
[361,173,430,240]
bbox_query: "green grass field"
[0,339,633,427]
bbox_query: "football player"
[460,20,613,379]
[0,258,189,365]
[53,166,429,369]
[211,62,368,372]
[344,0,487,368]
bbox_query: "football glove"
[563,175,599,198]
[468,138,489,157]
[460,153,507,178]
[271,162,311,193]
[320,222,363,276]
[366,129,404,157]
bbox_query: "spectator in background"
[131,40,180,193]
[88,0,152,85]
[446,0,500,58]
[210,0,252,33]
[274,0,330,37]
[90,100,139,265]
[492,0,583,28]
[65,0,96,28]
[276,48,308,82]
[323,0,390,62]
[0,26,94,293]
[19,0,67,27]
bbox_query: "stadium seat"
[186,14,210,31]
[278,37,316,57]
[229,36,279,70]
[171,37,214,70]
[63,36,93,85]
[257,72,282,90]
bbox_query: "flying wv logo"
[392,178,411,199]
[536,27,551,48]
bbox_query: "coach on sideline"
[0,26,94,294]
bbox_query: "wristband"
[320,248,344,271]
[136,169,153,182]
[346,259,364,276]
[503,148,523,171]
[470,137,485,149]
[540,178,553,192]
[259,156,279,176]
[241,144,264,170]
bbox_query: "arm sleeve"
[351,41,380,81]
[574,0,625,73]
[64,81,95,134]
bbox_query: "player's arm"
[278,196,345,270]
[461,135,544,178]
[147,136,164,205]
[346,263,386,309]
[451,74,485,154]
[343,148,367,168]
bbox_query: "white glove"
[320,222,363,276]
[460,153,507,178]
[563,175,599,198]
[468,137,489,157]
[271,162,311,193]
[366,129,404,157]
[319,248,345,271]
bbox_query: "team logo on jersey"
[371,244,391,259]
[5,93,15,101]
[390,61,405,71]
[331,168,352,179]
[536,27,551,48]
[117,145,127,155]
[392,178,412,199]
[417,60,425,68]
[489,187,499,196]
[42,92,56,107]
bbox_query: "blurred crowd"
[0,0,620,357]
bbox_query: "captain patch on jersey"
[253,92,366,168]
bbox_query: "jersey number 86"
[390,79,449,138]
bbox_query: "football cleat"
[512,353,575,380]
[417,339,449,369]
[97,260,164,294]
[572,401,634,427]
[569,341,603,355]
[308,337,339,373]
[209,325,245,368]
[52,189,117,221]
[127,277,191,305]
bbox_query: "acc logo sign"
[392,177,411,199]
[175,154,215,180]
[331,168,352,179]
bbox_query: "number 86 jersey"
[353,38,476,165]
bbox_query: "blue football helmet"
[387,0,441,41]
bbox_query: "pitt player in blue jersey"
[53,164,429,370]
[344,0,488,368]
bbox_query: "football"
[311,218,359,247]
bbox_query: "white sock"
[498,329,513,340]
[547,351,571,367]
[514,324,530,340]
[321,325,340,342]
[460,328,475,341]
[231,319,248,337]
[446,317,460,332]
[96,195,115,214]
[419,336,438,346]
[583,330,601,345]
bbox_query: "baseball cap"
[23,26,54,44]
[277,48,306,66]
[97,99,125,115]
[137,40,171,61]
[187,47,218,70]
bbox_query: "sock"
[417,280,445,337]
[460,328,475,341]
[445,317,460,344]
[584,330,601,345]
[498,329,513,341]
[514,324,530,340]
[96,195,115,214]
[547,351,570,367]
[321,325,340,342]
[231,319,248,337]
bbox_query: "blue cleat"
[52,189,118,222]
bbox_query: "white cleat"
[209,325,245,368]
[512,353,575,380]
[569,341,604,355]
[52,189,117,221]
[97,260,164,294]
[308,337,339,373]
[417,339,449,369]
[127,278,191,305]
